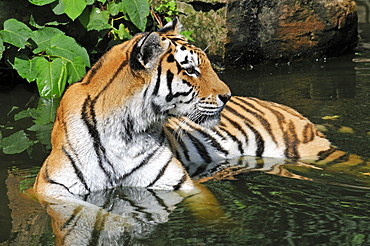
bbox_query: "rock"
[172,0,358,66]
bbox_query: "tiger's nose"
[218,94,231,104]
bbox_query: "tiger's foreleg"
[177,182,226,224]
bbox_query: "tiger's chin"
[191,113,221,128]
[167,112,221,128]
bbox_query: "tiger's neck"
[100,87,167,151]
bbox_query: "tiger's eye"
[185,67,195,74]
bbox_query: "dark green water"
[0,13,370,246]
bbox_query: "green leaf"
[1,130,33,154]
[87,7,111,31]
[28,123,53,149]
[28,0,56,5]
[122,0,149,31]
[0,19,32,48]
[31,27,64,54]
[97,0,106,3]
[114,24,132,40]
[62,0,87,20]
[14,108,38,121]
[66,56,86,84]
[107,1,124,16]
[13,56,43,83]
[52,0,65,15]
[36,57,68,97]
[85,0,94,4]
[46,33,90,66]
[29,15,68,28]
[32,97,59,125]
[180,30,194,42]
[78,7,90,28]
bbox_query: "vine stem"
[39,54,73,64]
[151,8,163,27]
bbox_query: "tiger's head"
[128,18,231,127]
[77,18,231,134]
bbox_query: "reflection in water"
[34,183,225,246]
[3,154,370,245]
[45,188,183,245]
[189,154,370,189]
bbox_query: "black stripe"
[147,157,172,187]
[89,209,109,246]
[234,97,265,115]
[62,147,90,193]
[220,113,246,155]
[81,96,115,185]
[165,70,174,102]
[230,97,278,145]
[183,121,229,156]
[167,54,175,62]
[119,147,160,181]
[173,173,187,190]
[212,127,228,141]
[96,60,128,97]
[244,122,265,157]
[121,113,134,141]
[170,39,178,46]
[326,152,351,166]
[81,58,103,85]
[119,192,157,222]
[43,161,73,194]
[148,189,173,213]
[164,125,191,162]
[152,65,162,96]
[169,88,193,101]
[183,91,196,104]
[283,120,300,159]
[224,104,253,125]
[302,123,315,143]
[61,207,81,244]
[61,206,82,230]
[317,147,337,160]
[191,162,210,177]
[186,132,212,163]
[143,86,149,99]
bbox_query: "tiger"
[33,17,339,203]
[33,18,231,201]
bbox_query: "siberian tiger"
[33,18,334,202]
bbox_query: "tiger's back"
[165,96,332,165]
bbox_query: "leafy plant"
[0,97,59,155]
[154,0,178,23]
[0,0,155,98]
[153,0,194,41]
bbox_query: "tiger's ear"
[130,32,168,71]
[158,17,182,35]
